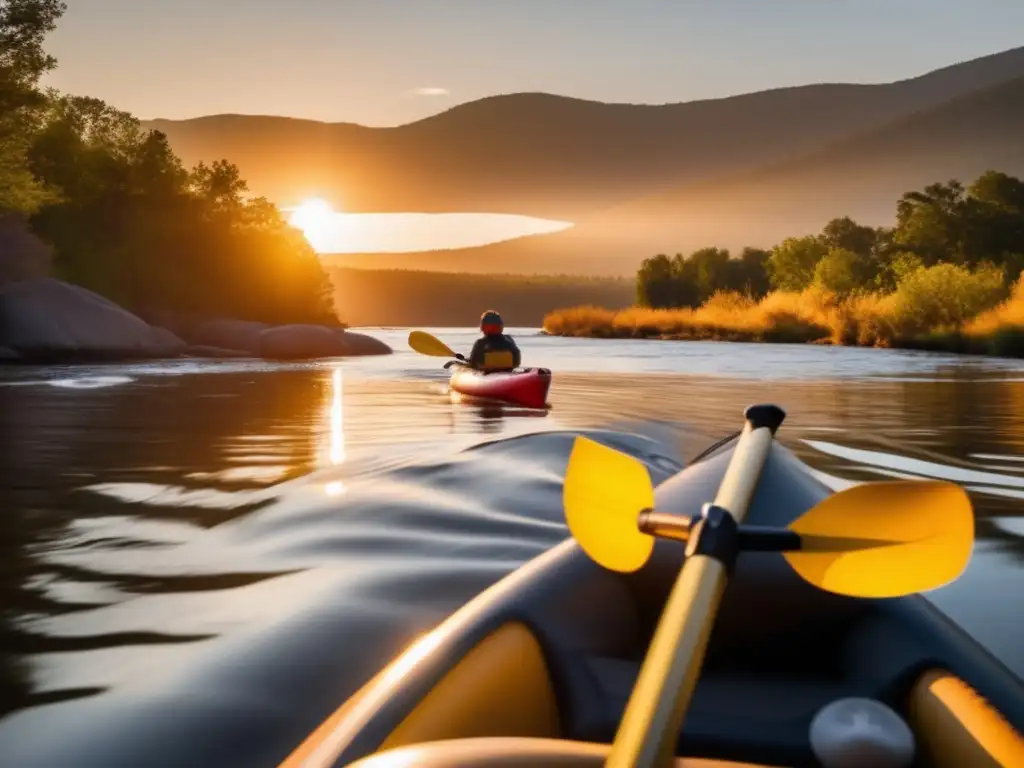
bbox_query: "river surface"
[2,328,1023,767]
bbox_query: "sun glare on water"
[288,198,338,251]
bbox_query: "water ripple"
[2,333,1023,767]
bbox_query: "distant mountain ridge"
[327,72,1024,276]
[145,46,1024,220]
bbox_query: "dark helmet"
[480,310,504,335]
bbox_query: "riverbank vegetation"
[545,171,1024,356]
[0,1,335,324]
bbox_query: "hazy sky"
[45,0,1024,126]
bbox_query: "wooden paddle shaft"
[607,556,729,768]
[712,422,775,515]
[606,409,781,768]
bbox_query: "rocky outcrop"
[188,319,392,359]
[0,278,393,363]
[260,324,343,359]
[334,329,393,357]
[259,324,391,359]
[188,319,268,355]
[0,278,187,361]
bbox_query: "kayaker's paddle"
[408,330,458,358]
[408,330,477,372]
[562,405,975,768]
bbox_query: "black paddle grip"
[743,404,786,435]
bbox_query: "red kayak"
[447,362,552,409]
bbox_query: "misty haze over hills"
[149,46,1024,277]
[331,72,1024,276]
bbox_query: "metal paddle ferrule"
[636,510,695,542]
[638,506,744,574]
[638,508,803,565]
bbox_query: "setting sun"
[289,198,337,251]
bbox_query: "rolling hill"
[145,47,1024,220]
[327,74,1024,277]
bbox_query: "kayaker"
[457,310,521,371]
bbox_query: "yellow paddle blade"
[785,480,974,598]
[408,330,456,358]
[564,437,655,573]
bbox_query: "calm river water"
[1,328,1023,767]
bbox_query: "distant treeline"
[329,268,634,327]
[0,1,335,324]
[546,171,1024,357]
[637,170,1024,308]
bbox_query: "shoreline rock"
[188,319,268,355]
[0,278,187,362]
[0,278,393,364]
[187,319,392,359]
[332,328,392,357]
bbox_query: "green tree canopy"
[767,235,828,291]
[889,262,1006,334]
[0,0,64,109]
[636,245,772,309]
[894,180,976,266]
[0,0,66,213]
[734,247,771,296]
[636,170,1024,310]
[636,253,677,308]
[812,247,862,294]
[820,216,877,257]
[890,174,1024,276]
[685,247,732,302]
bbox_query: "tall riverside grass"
[541,294,831,343]
[544,266,1024,357]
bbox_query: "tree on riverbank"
[637,246,770,307]
[637,172,1024,311]
[556,170,1024,357]
[0,0,336,324]
[0,0,64,215]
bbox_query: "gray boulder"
[258,325,392,359]
[334,329,392,357]
[188,319,268,355]
[0,278,186,361]
[259,324,345,359]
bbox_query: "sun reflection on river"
[324,367,347,496]
[329,368,345,465]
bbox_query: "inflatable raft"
[280,406,1024,768]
